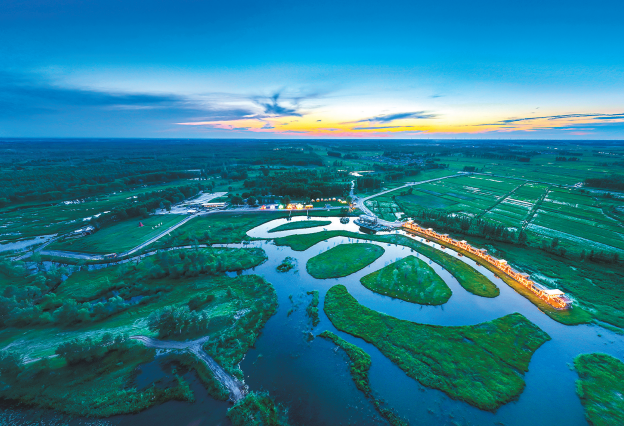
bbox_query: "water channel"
[2,216,623,426]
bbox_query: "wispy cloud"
[351,111,437,124]
[353,125,416,130]
[478,112,624,126]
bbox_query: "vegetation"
[361,255,452,305]
[319,331,408,426]
[319,331,371,394]
[324,285,551,411]
[575,353,624,426]
[276,231,498,298]
[276,256,297,272]
[306,290,320,326]
[306,243,384,279]
[268,219,332,233]
[0,335,193,417]
[49,215,184,254]
[227,391,291,426]
[171,212,291,245]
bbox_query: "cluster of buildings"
[402,221,573,310]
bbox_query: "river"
[2,216,623,426]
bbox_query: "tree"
[0,351,23,379]
[281,196,291,206]
[247,196,257,206]
[231,195,243,205]
[517,230,528,245]
[551,237,559,249]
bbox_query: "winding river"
[2,216,623,426]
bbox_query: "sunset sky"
[1,0,623,139]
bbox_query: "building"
[402,221,572,310]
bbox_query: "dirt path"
[130,335,248,402]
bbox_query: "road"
[33,205,345,261]
[354,173,466,227]
[131,335,248,402]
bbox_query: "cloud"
[478,112,624,126]
[353,125,416,130]
[351,111,437,124]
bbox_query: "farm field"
[48,215,185,254]
[371,173,624,253]
[0,179,198,245]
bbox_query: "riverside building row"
[402,221,573,310]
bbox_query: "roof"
[543,289,565,296]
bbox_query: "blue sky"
[1,0,623,138]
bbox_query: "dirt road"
[131,335,248,402]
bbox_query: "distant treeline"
[242,169,350,198]
[585,175,624,191]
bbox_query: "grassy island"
[306,243,384,279]
[324,285,550,411]
[276,231,498,298]
[268,220,331,233]
[319,331,408,426]
[575,353,624,426]
[361,255,452,305]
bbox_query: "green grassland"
[268,220,332,233]
[575,353,624,426]
[306,243,385,279]
[360,255,452,305]
[171,212,292,244]
[0,246,278,415]
[275,231,499,298]
[324,285,551,411]
[0,343,195,417]
[49,215,185,254]
[0,179,196,244]
[56,247,267,303]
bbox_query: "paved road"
[131,335,248,402]
[354,173,466,227]
[33,205,345,261]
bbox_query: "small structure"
[138,222,144,227]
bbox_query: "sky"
[1,0,623,139]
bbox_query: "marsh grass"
[324,284,551,411]
[575,353,624,426]
[306,243,384,279]
[360,255,452,305]
[268,220,331,233]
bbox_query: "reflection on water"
[4,216,624,425]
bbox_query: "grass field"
[306,243,385,279]
[268,220,332,233]
[172,212,291,244]
[48,215,185,254]
[0,180,196,244]
[575,353,624,426]
[360,255,452,305]
[369,172,624,253]
[324,285,550,411]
